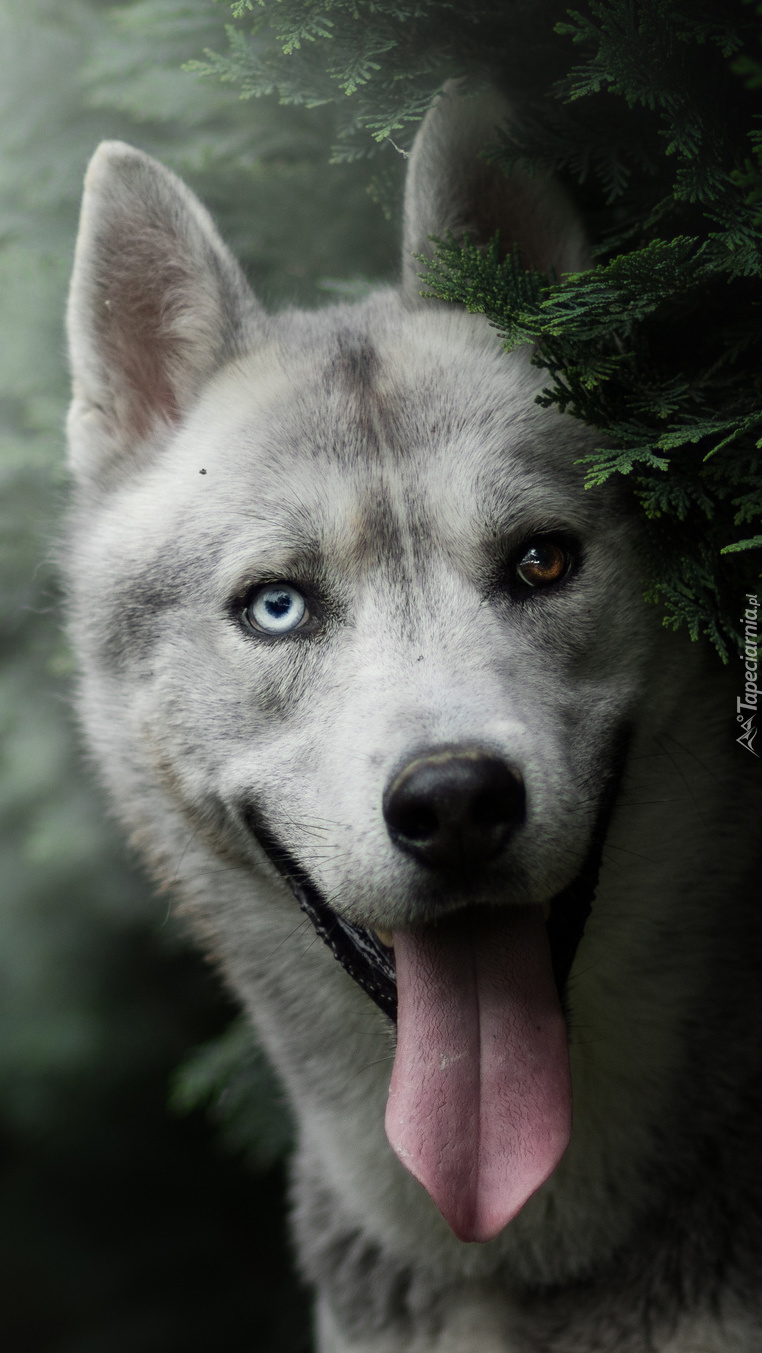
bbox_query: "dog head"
[66,85,653,1241]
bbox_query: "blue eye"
[246,584,307,635]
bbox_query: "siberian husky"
[64,84,762,1351]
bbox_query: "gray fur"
[64,84,762,1352]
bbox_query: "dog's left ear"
[67,141,263,485]
[402,82,589,296]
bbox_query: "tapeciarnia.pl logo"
[737,593,759,757]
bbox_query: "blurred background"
[0,1,401,1346]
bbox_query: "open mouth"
[244,735,627,1243]
[245,785,616,1027]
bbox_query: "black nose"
[382,747,525,870]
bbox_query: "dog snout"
[382,747,525,870]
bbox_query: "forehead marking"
[326,331,379,391]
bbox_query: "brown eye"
[515,540,569,589]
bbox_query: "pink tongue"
[384,907,571,1243]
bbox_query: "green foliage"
[188,0,540,156]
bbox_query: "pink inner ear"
[97,245,188,439]
[69,141,262,472]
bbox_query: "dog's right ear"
[67,141,263,485]
[402,83,589,297]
